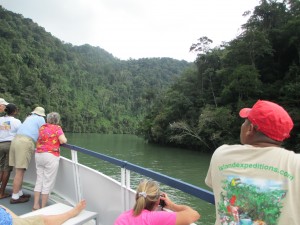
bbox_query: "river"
[62,133,216,224]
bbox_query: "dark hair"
[4,103,18,116]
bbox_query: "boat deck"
[0,185,55,216]
[0,144,214,225]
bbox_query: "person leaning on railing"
[33,112,67,210]
[0,103,22,199]
[114,179,200,225]
[9,106,46,204]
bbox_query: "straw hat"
[31,106,46,117]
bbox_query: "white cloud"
[1,0,259,61]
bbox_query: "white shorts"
[34,153,60,194]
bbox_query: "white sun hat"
[0,98,9,105]
[31,106,46,117]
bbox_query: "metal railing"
[62,143,215,205]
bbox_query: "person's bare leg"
[12,168,25,196]
[33,191,41,210]
[0,171,11,198]
[43,200,86,225]
[41,193,49,208]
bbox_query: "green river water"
[62,133,216,224]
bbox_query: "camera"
[159,194,166,208]
[159,199,166,208]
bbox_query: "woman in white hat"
[9,106,46,204]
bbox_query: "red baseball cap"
[239,100,294,141]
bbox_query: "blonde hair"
[133,179,160,216]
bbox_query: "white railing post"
[121,167,126,211]
[71,149,82,203]
[125,169,131,210]
[121,165,131,211]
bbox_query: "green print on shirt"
[218,177,286,225]
[218,162,294,181]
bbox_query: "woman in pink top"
[114,179,200,225]
[33,112,67,210]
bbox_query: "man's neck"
[251,142,281,148]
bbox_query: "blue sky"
[1,0,259,62]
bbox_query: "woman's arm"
[173,204,200,225]
[161,194,200,225]
[58,134,67,144]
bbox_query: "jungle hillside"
[139,0,300,152]
[0,5,191,134]
[1,0,299,153]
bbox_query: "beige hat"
[32,106,46,117]
[0,98,9,105]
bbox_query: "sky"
[1,0,260,62]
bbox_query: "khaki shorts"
[0,142,12,172]
[9,135,35,169]
[13,215,44,225]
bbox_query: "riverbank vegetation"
[139,0,300,152]
[0,5,190,133]
[0,0,299,152]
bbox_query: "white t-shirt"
[205,144,300,225]
[0,116,22,141]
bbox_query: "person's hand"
[160,192,174,210]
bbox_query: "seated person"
[0,200,86,225]
[114,179,200,225]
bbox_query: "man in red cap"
[205,100,298,225]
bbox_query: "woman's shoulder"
[114,209,134,223]
[0,116,21,124]
[12,117,21,123]
[45,123,62,129]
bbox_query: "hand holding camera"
[159,193,166,208]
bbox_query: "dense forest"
[0,0,299,153]
[139,0,300,152]
[0,5,191,134]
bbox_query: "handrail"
[62,143,215,205]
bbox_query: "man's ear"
[246,123,257,136]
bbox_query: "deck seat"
[20,202,98,225]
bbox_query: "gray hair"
[46,112,61,124]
